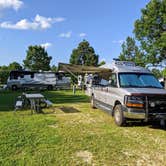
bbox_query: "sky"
[0,0,150,67]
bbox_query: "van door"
[105,73,118,107]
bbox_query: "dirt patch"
[60,106,80,113]
[76,150,93,164]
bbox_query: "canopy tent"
[58,63,112,79]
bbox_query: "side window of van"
[109,74,117,87]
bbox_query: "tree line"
[0,40,101,84]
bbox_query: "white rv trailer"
[7,70,70,91]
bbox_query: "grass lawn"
[0,90,166,165]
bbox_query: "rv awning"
[58,63,112,74]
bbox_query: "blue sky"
[0,0,150,66]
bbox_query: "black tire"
[91,95,96,108]
[12,85,17,91]
[113,104,126,126]
[47,85,53,91]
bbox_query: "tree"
[134,0,166,65]
[51,65,57,72]
[98,60,106,67]
[70,40,99,66]
[119,37,145,67]
[23,45,52,71]
[0,62,22,84]
[0,70,9,84]
[151,68,162,78]
[8,62,22,70]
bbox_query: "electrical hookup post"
[73,84,76,95]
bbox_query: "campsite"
[0,90,166,165]
[0,0,166,165]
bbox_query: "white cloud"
[40,42,52,49]
[0,14,65,30]
[0,0,23,11]
[59,31,72,38]
[112,40,124,44]
[79,33,86,37]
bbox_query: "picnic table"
[24,93,45,113]
[15,93,53,113]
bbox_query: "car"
[91,60,166,127]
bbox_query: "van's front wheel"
[114,105,126,126]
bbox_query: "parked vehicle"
[91,60,166,126]
[7,70,70,91]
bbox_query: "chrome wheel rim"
[91,97,94,107]
[115,110,121,123]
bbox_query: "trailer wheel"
[114,104,126,126]
[91,95,96,108]
[47,85,53,91]
[12,85,17,91]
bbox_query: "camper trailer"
[7,70,70,91]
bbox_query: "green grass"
[0,90,166,165]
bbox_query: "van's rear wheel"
[91,95,96,108]
[12,85,17,91]
[114,104,125,126]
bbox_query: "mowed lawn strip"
[0,90,166,165]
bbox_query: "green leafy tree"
[162,68,166,88]
[23,45,52,71]
[8,62,22,70]
[0,71,9,84]
[163,68,166,77]
[134,0,166,65]
[0,62,22,84]
[51,65,57,72]
[119,37,145,67]
[151,68,162,78]
[70,40,99,66]
[98,60,106,67]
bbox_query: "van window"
[119,73,163,88]
[109,74,117,87]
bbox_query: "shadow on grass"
[126,120,166,130]
[0,91,21,112]
[42,90,90,104]
[0,90,90,112]
[60,106,80,113]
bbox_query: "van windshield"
[119,73,163,88]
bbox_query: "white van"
[91,60,166,126]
